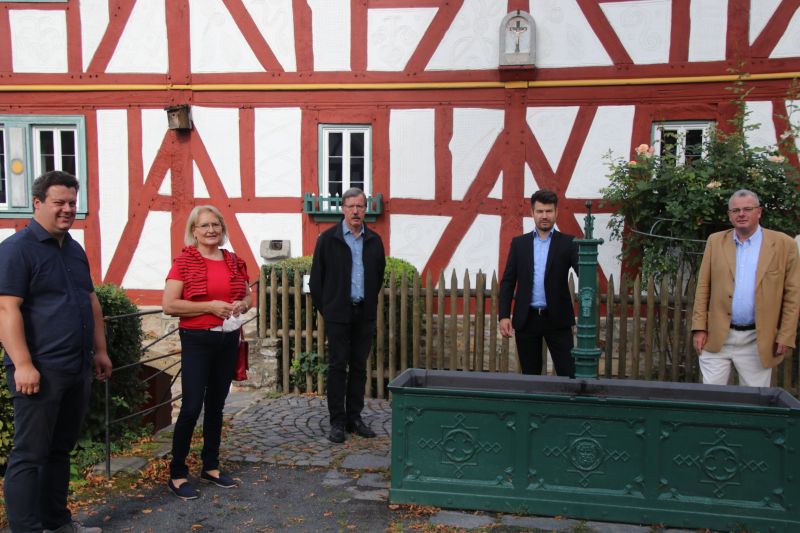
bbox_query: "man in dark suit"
[310,188,386,443]
[499,189,579,377]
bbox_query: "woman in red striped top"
[162,205,251,500]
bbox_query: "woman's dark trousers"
[170,329,238,479]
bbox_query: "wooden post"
[281,269,290,392]
[631,274,642,380]
[644,274,655,380]
[388,271,396,381]
[489,273,498,373]
[618,272,629,379]
[449,270,458,370]
[425,271,433,370]
[604,275,615,378]
[376,287,385,398]
[412,272,420,369]
[401,272,409,373]
[462,270,471,371]
[475,271,485,372]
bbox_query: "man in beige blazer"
[692,189,800,387]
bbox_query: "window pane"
[328,132,342,157]
[685,129,703,165]
[660,129,678,158]
[0,129,5,204]
[60,130,75,155]
[350,132,364,157]
[39,130,55,172]
[328,181,342,197]
[350,158,364,189]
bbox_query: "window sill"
[303,192,382,222]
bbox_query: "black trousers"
[4,366,92,533]
[170,328,239,479]
[325,305,375,427]
[514,310,575,377]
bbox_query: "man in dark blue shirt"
[0,171,112,533]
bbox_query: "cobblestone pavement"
[223,394,392,469]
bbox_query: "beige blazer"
[692,228,800,369]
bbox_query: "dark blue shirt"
[0,220,95,373]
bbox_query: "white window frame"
[0,115,87,217]
[318,124,372,199]
[652,121,714,166]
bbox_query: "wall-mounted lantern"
[165,104,193,130]
[499,10,535,68]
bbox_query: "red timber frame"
[0,1,798,304]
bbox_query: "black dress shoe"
[346,419,376,438]
[328,424,345,443]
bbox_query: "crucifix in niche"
[499,10,535,68]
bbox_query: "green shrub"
[289,351,328,393]
[384,257,417,287]
[0,352,13,471]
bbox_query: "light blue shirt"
[731,226,762,326]
[342,220,365,301]
[531,229,553,308]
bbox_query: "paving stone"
[356,472,389,489]
[347,487,389,501]
[430,510,494,529]
[501,515,580,531]
[91,456,148,477]
[584,521,651,533]
[340,453,391,470]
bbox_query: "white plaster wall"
[771,8,800,59]
[191,107,242,198]
[193,162,210,198]
[525,163,539,199]
[236,213,303,264]
[191,0,263,73]
[142,109,167,183]
[390,109,436,200]
[97,110,129,279]
[80,0,109,70]
[243,0,297,72]
[427,0,505,71]
[122,211,172,290]
[601,0,671,64]
[744,101,778,150]
[523,217,534,235]
[787,100,800,153]
[0,229,16,244]
[309,0,350,71]
[529,0,612,68]
[158,170,172,195]
[566,106,635,199]
[575,213,622,284]
[689,0,727,62]
[445,214,500,288]
[488,171,502,199]
[368,8,437,71]
[750,0,782,45]
[10,10,67,73]
[69,229,86,251]
[390,214,451,274]
[450,108,504,201]
[107,0,167,73]
[254,108,301,197]
[527,106,579,172]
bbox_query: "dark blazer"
[309,222,386,324]
[499,230,579,330]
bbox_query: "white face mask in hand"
[221,315,246,332]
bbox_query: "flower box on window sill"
[303,192,383,222]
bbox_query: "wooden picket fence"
[256,268,799,398]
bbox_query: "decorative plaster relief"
[255,108,302,197]
[445,214,501,288]
[390,109,436,200]
[97,109,129,279]
[390,214,451,274]
[107,0,167,73]
[80,0,109,70]
[426,0,506,71]
[566,106,635,199]
[601,0,671,64]
[191,107,242,198]
[688,0,727,62]
[191,0,263,73]
[309,0,351,71]
[527,106,579,172]
[529,0,612,67]
[243,0,297,71]
[368,8,437,71]
[450,108,504,201]
[122,211,172,290]
[10,10,67,73]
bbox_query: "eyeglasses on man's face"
[342,204,366,211]
[727,207,760,215]
[196,222,222,230]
